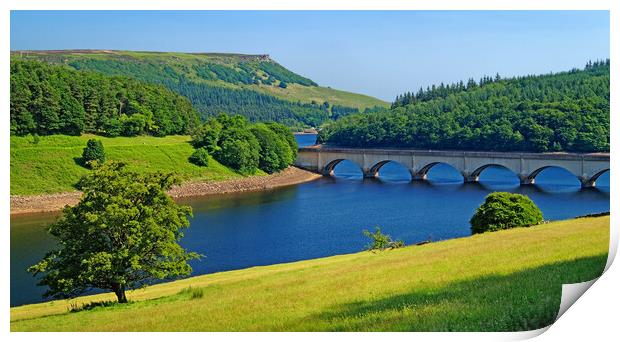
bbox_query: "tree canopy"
[319,60,610,153]
[10,60,200,136]
[28,162,199,303]
[12,52,365,128]
[470,192,544,234]
[191,114,297,174]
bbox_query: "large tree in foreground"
[28,162,199,303]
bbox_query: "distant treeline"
[62,58,344,127]
[10,60,199,136]
[319,60,610,153]
[172,80,339,127]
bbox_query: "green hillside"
[11,216,608,331]
[12,50,388,127]
[319,60,610,153]
[11,60,200,137]
[10,134,245,195]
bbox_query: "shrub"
[470,192,544,234]
[189,147,210,167]
[265,122,298,161]
[191,117,223,153]
[81,139,105,168]
[363,227,405,252]
[214,133,260,174]
[250,123,292,173]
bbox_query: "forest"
[15,53,354,127]
[318,60,610,153]
[172,80,338,127]
[65,58,351,127]
[10,60,200,136]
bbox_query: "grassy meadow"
[254,83,389,110]
[10,215,609,332]
[10,134,245,195]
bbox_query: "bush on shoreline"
[363,227,405,252]
[191,114,297,174]
[470,192,543,234]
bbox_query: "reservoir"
[10,134,610,306]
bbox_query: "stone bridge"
[295,145,610,188]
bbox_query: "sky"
[10,11,610,101]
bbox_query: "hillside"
[319,60,610,153]
[10,60,200,137]
[10,215,608,331]
[10,134,245,195]
[11,50,388,127]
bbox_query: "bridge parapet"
[295,146,610,188]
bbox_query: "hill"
[11,50,388,128]
[10,60,200,137]
[10,215,608,331]
[318,60,610,153]
[10,134,245,195]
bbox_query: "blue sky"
[10,11,609,101]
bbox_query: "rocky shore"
[10,166,321,216]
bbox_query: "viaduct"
[295,145,610,188]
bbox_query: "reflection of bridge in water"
[295,145,610,188]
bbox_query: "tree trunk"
[112,283,128,303]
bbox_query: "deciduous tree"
[28,162,199,303]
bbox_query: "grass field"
[253,83,389,110]
[10,135,245,195]
[10,216,609,332]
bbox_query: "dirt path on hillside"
[11,167,321,216]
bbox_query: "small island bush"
[189,147,210,167]
[470,192,543,234]
[81,139,105,168]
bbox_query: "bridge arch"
[367,160,413,180]
[322,158,363,177]
[468,164,520,183]
[583,168,610,187]
[414,162,462,181]
[524,165,580,186]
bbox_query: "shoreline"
[10,166,322,216]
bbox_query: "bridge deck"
[298,145,609,161]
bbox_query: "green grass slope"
[10,135,244,195]
[255,83,387,111]
[10,216,609,331]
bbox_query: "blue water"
[294,133,318,147]
[10,134,609,306]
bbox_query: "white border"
[2,1,617,341]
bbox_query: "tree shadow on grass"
[305,254,607,332]
[73,156,86,168]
